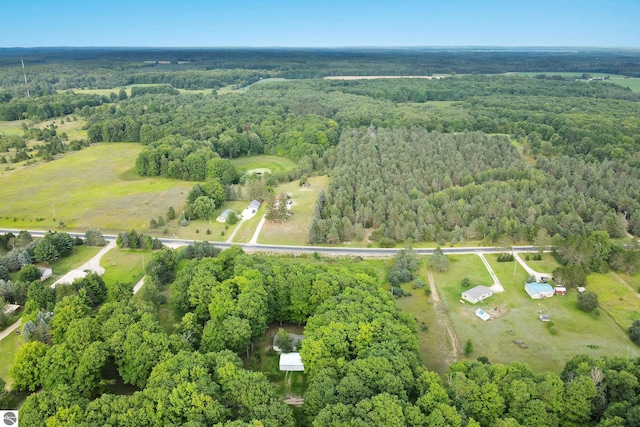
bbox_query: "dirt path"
[427,270,460,363]
[225,217,246,243]
[476,253,505,293]
[248,215,266,245]
[513,251,551,282]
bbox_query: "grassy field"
[608,77,640,92]
[99,248,148,300]
[587,272,640,329]
[172,200,249,241]
[398,254,640,375]
[518,252,562,275]
[35,116,88,140]
[231,155,298,175]
[0,333,22,388]
[0,143,193,232]
[258,176,329,245]
[231,204,266,243]
[50,245,102,275]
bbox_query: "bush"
[533,253,542,261]
[412,279,426,289]
[461,277,472,288]
[497,253,514,262]
[275,328,294,353]
[630,320,640,345]
[19,265,41,283]
[379,237,396,248]
[577,290,598,312]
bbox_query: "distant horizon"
[2,46,638,51]
[2,1,638,48]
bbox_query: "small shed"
[216,209,236,223]
[38,267,53,281]
[462,285,493,304]
[554,286,567,296]
[2,304,20,315]
[540,314,551,322]
[525,282,554,299]
[279,353,304,372]
[475,308,491,321]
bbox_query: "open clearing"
[0,143,193,232]
[258,176,329,246]
[400,254,640,374]
[100,248,148,300]
[231,155,297,174]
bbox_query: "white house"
[216,209,236,223]
[462,285,493,304]
[279,353,304,372]
[241,200,261,219]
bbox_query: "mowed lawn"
[258,176,329,245]
[0,333,22,388]
[100,248,148,299]
[231,155,298,175]
[439,254,640,373]
[0,143,192,232]
[587,271,640,329]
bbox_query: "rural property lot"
[427,254,640,373]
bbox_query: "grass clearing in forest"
[258,176,329,246]
[0,143,193,232]
[50,246,102,275]
[231,155,298,175]
[100,248,148,296]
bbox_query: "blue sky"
[1,0,638,47]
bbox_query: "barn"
[461,285,493,304]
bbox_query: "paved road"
[0,228,538,257]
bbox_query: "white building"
[462,285,493,304]
[279,353,304,372]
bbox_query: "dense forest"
[311,129,640,245]
[10,247,640,426]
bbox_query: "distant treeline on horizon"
[1,47,639,77]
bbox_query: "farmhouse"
[38,267,53,281]
[279,352,304,372]
[461,285,493,304]
[216,209,236,223]
[525,281,554,299]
